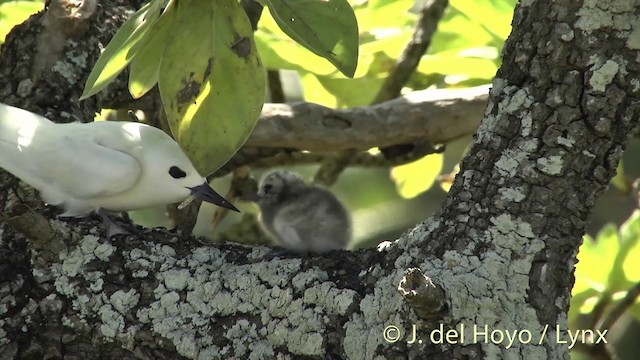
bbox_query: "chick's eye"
[263,184,273,193]
[169,166,187,179]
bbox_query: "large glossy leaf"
[80,2,161,99]
[159,0,265,176]
[264,0,359,77]
[255,20,338,75]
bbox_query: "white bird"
[250,170,351,253]
[0,102,238,218]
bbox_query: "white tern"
[250,170,351,252]
[0,102,238,217]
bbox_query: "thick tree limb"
[245,85,489,152]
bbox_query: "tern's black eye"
[263,184,273,193]
[169,166,187,179]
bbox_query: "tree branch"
[243,85,488,152]
[315,0,449,186]
[373,0,449,104]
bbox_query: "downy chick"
[251,170,351,253]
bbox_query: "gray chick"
[251,170,351,253]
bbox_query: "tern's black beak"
[189,183,240,212]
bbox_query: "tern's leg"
[97,209,131,238]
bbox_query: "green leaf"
[80,2,160,99]
[255,23,338,75]
[128,1,176,99]
[159,0,265,176]
[264,0,359,77]
[390,153,444,199]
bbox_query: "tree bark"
[1,0,639,359]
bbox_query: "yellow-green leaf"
[159,0,265,176]
[264,0,359,77]
[81,2,160,99]
[573,226,619,295]
[128,1,176,99]
[390,153,444,199]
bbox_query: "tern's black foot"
[106,222,131,238]
[97,209,138,238]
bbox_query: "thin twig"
[267,70,285,103]
[373,0,449,104]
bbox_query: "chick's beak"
[241,192,262,202]
[189,182,240,212]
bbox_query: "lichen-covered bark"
[1,0,639,359]
[415,0,640,358]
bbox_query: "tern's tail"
[0,103,53,187]
[0,103,52,146]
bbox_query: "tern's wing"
[0,120,142,203]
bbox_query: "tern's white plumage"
[0,103,237,216]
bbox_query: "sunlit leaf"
[159,0,265,175]
[81,2,160,99]
[390,153,444,199]
[264,0,359,77]
[128,1,176,99]
[255,14,338,76]
[573,226,619,295]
